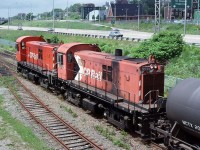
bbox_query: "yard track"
[0,54,103,150]
[0,50,166,149]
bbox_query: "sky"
[0,0,108,18]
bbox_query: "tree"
[130,32,185,62]
[51,9,64,20]
[68,3,82,13]
[40,12,51,20]
[26,13,34,20]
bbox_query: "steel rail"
[0,58,103,150]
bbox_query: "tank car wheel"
[164,137,169,146]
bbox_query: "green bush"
[165,45,200,78]
[50,35,59,43]
[130,31,185,62]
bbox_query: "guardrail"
[47,31,200,46]
[48,31,145,42]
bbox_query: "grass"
[103,19,200,34]
[165,45,200,78]
[95,125,130,150]
[60,105,78,118]
[5,20,111,31]
[8,19,200,34]
[0,29,139,55]
[0,45,15,52]
[0,77,50,150]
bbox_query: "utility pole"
[198,0,200,26]
[115,4,116,21]
[126,8,128,21]
[94,8,95,23]
[30,3,32,24]
[138,0,140,30]
[53,0,55,30]
[8,8,10,30]
[167,1,170,21]
[67,0,69,29]
[184,0,187,35]
[99,7,100,23]
[67,0,68,18]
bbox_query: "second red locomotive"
[16,36,166,139]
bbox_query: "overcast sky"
[0,0,108,18]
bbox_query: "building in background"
[86,9,106,21]
[164,6,173,20]
[107,3,144,21]
[81,3,95,19]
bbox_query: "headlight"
[150,64,154,69]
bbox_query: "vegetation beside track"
[4,20,111,31]
[4,19,200,35]
[103,20,200,35]
[165,44,200,78]
[0,77,51,150]
[0,29,139,54]
[0,29,199,79]
[95,125,131,150]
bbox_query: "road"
[0,25,200,44]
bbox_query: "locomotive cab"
[16,36,45,62]
[57,43,100,80]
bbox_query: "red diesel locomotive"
[16,36,166,139]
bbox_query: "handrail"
[143,90,159,109]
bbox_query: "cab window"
[15,43,19,51]
[57,53,63,65]
[67,52,73,63]
[21,42,25,50]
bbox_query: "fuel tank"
[166,78,200,138]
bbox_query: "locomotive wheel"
[64,89,82,106]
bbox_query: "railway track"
[0,50,16,59]
[0,57,103,150]
[0,50,165,150]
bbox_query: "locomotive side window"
[107,66,112,82]
[57,53,63,65]
[67,52,73,63]
[38,48,43,59]
[102,65,112,81]
[102,65,107,80]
